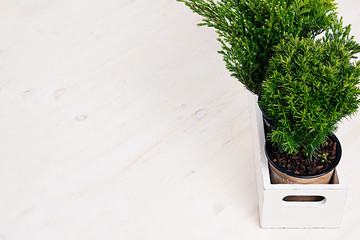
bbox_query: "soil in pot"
[266,135,341,184]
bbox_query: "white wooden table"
[0,1,360,239]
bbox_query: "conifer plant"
[177,0,338,95]
[259,18,360,163]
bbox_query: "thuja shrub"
[259,19,360,156]
[177,0,337,95]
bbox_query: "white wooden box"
[248,94,347,229]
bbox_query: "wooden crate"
[248,93,347,228]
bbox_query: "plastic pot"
[265,135,342,184]
[257,98,275,136]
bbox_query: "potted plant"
[259,19,360,184]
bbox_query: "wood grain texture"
[0,1,359,239]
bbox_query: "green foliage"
[259,19,360,156]
[177,0,338,95]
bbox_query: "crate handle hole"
[282,195,326,204]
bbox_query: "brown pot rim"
[265,134,342,179]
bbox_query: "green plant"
[318,153,329,163]
[177,0,338,95]
[259,18,360,156]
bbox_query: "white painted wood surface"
[0,0,359,239]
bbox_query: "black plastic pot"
[257,97,275,135]
[265,134,342,184]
